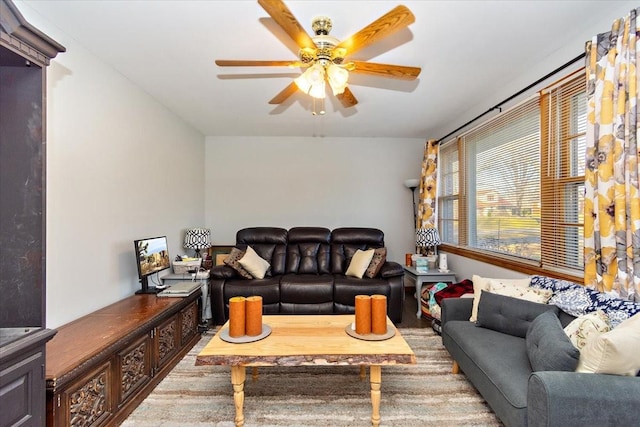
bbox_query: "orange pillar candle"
[229,296,246,337]
[355,295,372,335]
[371,294,387,335]
[245,296,263,336]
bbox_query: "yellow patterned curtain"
[417,139,439,228]
[584,8,640,301]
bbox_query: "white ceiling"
[17,0,638,139]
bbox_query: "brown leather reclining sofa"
[209,226,405,325]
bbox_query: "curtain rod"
[436,52,586,143]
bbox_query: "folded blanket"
[434,279,474,305]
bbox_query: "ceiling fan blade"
[349,61,421,80]
[258,0,316,50]
[216,60,304,67]
[336,87,358,108]
[336,5,415,56]
[269,82,299,104]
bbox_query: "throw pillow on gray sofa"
[476,290,560,337]
[526,310,580,372]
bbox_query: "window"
[438,72,586,280]
[540,74,586,272]
[439,142,460,244]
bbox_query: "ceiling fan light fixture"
[308,80,326,99]
[327,64,349,95]
[215,3,420,110]
[295,63,326,99]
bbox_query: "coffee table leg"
[369,365,381,427]
[231,366,246,426]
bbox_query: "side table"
[162,273,212,323]
[403,266,457,318]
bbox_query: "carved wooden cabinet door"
[116,333,152,406]
[180,300,199,345]
[58,361,113,427]
[154,314,179,371]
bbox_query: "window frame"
[437,72,585,284]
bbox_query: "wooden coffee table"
[196,314,416,426]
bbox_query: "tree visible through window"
[438,72,586,279]
[457,98,540,260]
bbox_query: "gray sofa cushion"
[442,320,531,426]
[476,290,560,338]
[526,310,580,372]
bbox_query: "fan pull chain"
[312,97,326,116]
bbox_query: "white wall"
[16,4,206,328]
[442,252,529,282]
[205,136,425,262]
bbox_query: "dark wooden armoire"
[0,0,64,425]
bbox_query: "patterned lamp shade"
[416,228,441,247]
[184,228,212,257]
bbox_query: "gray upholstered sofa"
[441,276,640,427]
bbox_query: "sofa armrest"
[209,265,238,280]
[380,261,403,278]
[209,265,243,325]
[528,371,640,427]
[441,297,473,325]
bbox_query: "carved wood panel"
[118,334,151,404]
[64,361,112,427]
[46,292,202,426]
[181,301,198,345]
[156,315,177,367]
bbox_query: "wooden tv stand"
[45,292,201,427]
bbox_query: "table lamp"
[183,228,212,258]
[416,228,441,256]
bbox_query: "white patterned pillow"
[469,275,530,322]
[563,310,610,350]
[577,312,640,375]
[488,281,552,304]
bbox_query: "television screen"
[134,236,170,280]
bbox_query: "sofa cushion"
[526,310,580,372]
[280,274,333,301]
[563,310,610,350]
[345,249,375,278]
[442,320,531,426]
[223,277,280,315]
[236,227,288,276]
[223,247,253,279]
[330,227,384,274]
[365,247,387,278]
[576,312,640,375]
[476,290,559,338]
[239,246,271,279]
[285,227,331,274]
[280,274,334,314]
[470,275,531,322]
[333,276,389,314]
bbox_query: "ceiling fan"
[215,0,421,112]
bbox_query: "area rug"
[121,327,501,427]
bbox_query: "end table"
[403,266,457,318]
[161,273,212,323]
